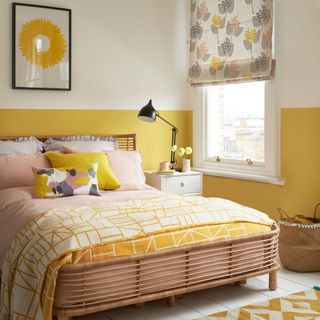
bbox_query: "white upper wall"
[0,0,193,110]
[274,0,320,108]
[0,0,319,110]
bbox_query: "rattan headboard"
[0,134,136,151]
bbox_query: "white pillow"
[0,137,43,155]
[43,136,118,152]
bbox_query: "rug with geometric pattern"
[195,289,320,319]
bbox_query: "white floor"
[79,266,320,320]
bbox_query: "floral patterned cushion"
[33,163,100,198]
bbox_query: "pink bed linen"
[0,185,163,270]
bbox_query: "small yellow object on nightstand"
[154,169,175,175]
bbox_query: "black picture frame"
[12,2,72,90]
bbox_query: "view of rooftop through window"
[206,81,265,163]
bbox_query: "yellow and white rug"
[196,289,320,319]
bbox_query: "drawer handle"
[180,182,185,188]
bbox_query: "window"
[206,81,265,163]
[193,82,283,185]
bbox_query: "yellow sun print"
[18,18,67,69]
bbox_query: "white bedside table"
[144,171,203,195]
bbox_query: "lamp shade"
[138,99,156,122]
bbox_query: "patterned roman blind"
[188,0,274,86]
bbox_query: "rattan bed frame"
[0,134,279,320]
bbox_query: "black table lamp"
[138,99,178,168]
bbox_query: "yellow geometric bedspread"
[0,195,275,320]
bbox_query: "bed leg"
[269,270,277,291]
[233,279,247,286]
[167,295,176,307]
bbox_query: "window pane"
[207,81,265,162]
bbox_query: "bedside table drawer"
[161,175,201,194]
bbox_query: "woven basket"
[278,203,320,272]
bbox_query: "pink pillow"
[106,150,146,189]
[0,154,50,190]
[63,146,146,190]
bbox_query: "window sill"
[192,167,286,186]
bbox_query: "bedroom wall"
[0,109,192,170]
[0,0,192,110]
[0,0,193,169]
[203,0,320,220]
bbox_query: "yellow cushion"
[45,152,120,190]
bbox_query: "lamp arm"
[156,113,178,132]
[170,128,177,168]
[156,111,178,169]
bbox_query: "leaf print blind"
[188,0,274,86]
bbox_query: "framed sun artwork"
[12,3,71,90]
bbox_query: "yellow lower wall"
[0,108,318,220]
[203,108,320,220]
[0,109,192,170]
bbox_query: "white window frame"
[193,81,284,185]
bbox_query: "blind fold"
[188,0,274,86]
